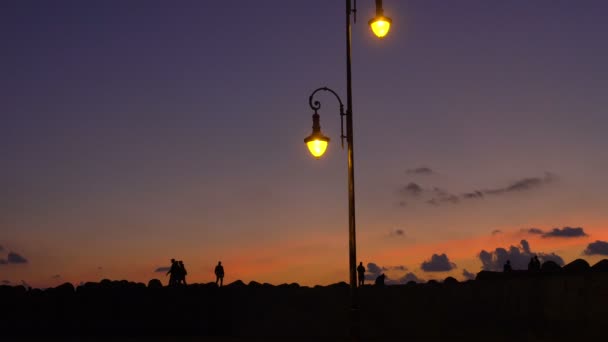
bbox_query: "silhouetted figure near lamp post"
[504,260,513,272]
[357,262,366,287]
[215,261,224,287]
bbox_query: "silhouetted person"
[528,255,541,272]
[503,260,512,272]
[177,261,188,286]
[374,273,386,286]
[528,257,536,271]
[166,259,178,286]
[357,262,366,287]
[215,261,224,286]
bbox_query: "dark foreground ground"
[2,259,608,341]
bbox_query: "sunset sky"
[2,0,608,288]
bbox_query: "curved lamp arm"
[308,87,348,148]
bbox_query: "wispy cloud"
[524,228,544,235]
[154,266,170,273]
[382,265,408,272]
[484,173,555,195]
[400,182,423,197]
[406,167,434,176]
[491,229,502,235]
[398,173,557,207]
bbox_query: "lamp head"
[304,112,330,159]
[369,0,392,38]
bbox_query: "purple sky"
[1,1,608,287]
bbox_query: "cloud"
[406,167,434,175]
[420,253,457,272]
[524,228,544,235]
[1,280,10,285]
[402,173,556,207]
[398,272,424,283]
[484,173,555,195]
[0,259,7,265]
[389,229,405,237]
[426,188,460,205]
[479,240,564,271]
[522,227,587,238]
[365,262,421,284]
[0,245,4,252]
[462,269,476,280]
[541,227,587,238]
[7,252,28,264]
[51,274,61,279]
[365,262,383,281]
[584,240,608,256]
[382,265,408,272]
[463,191,484,199]
[491,229,502,235]
[365,262,408,282]
[401,182,423,197]
[154,266,171,273]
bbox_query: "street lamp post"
[304,0,392,339]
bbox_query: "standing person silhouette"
[166,259,178,286]
[215,261,224,287]
[357,262,366,287]
[178,261,188,286]
[533,255,541,271]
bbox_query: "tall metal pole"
[345,0,359,340]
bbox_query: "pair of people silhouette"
[215,261,225,286]
[167,259,187,286]
[528,255,541,271]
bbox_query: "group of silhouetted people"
[166,259,226,287]
[503,255,542,273]
[167,259,188,286]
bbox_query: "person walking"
[357,262,366,287]
[215,261,224,287]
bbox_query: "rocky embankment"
[2,258,608,340]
